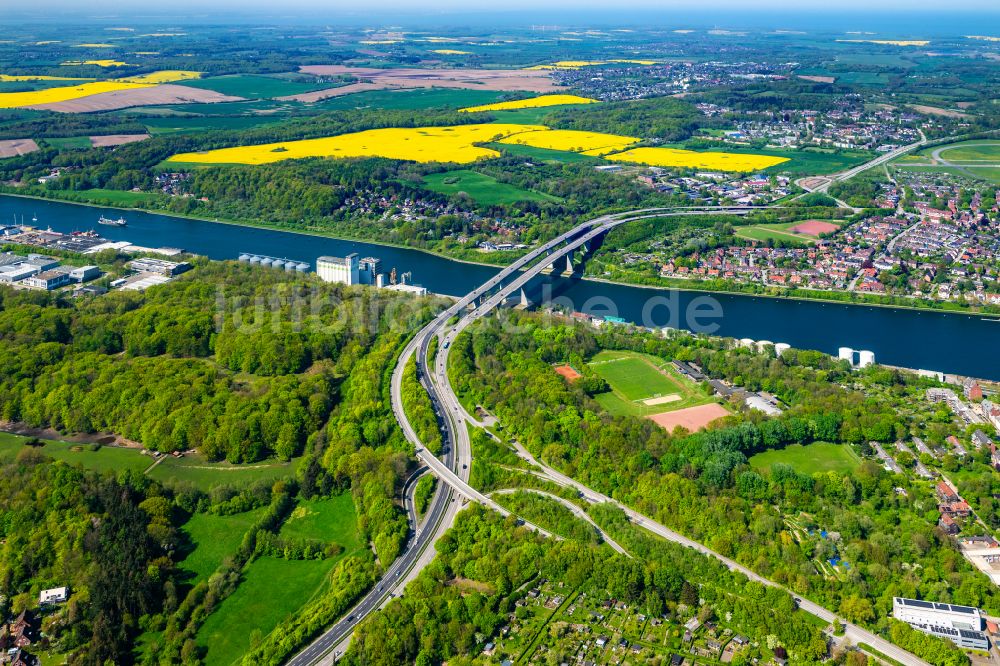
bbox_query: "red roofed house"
[936,481,959,501]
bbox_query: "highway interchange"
[289,194,937,664]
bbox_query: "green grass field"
[147,454,300,491]
[422,169,561,205]
[486,141,602,164]
[967,167,1000,184]
[178,508,266,584]
[734,220,844,245]
[735,223,814,245]
[0,433,152,474]
[43,136,95,150]
[698,144,874,176]
[196,556,337,666]
[141,114,287,134]
[313,87,507,111]
[749,442,861,476]
[280,493,362,554]
[936,141,1000,162]
[587,350,711,416]
[178,74,331,99]
[0,432,298,491]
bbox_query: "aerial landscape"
[3,1,1000,665]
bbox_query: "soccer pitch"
[588,350,712,416]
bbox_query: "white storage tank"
[739,338,755,348]
[259,257,273,267]
[859,350,875,367]
[838,347,855,363]
[249,255,261,264]
[285,261,297,272]
[296,262,310,272]
[756,340,773,352]
[270,259,285,270]
[774,343,791,357]
[238,253,251,262]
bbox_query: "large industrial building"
[892,597,989,650]
[317,254,360,285]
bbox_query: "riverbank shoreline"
[0,189,520,272]
[580,273,1000,319]
[3,190,998,320]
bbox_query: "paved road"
[288,204,929,665]
[490,487,630,556]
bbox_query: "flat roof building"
[893,597,989,651]
[317,254,360,285]
[0,264,40,283]
[23,268,72,291]
[127,258,191,277]
[40,587,68,605]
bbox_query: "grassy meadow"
[749,441,862,476]
[422,169,561,205]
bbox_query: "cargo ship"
[98,215,127,227]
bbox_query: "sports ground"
[587,350,726,430]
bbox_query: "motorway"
[290,191,937,664]
[407,204,930,665]
[809,131,928,193]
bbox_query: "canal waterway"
[3,194,998,379]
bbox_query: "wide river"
[4,194,999,379]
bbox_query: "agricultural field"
[487,141,602,163]
[42,136,96,149]
[588,350,713,417]
[167,123,546,165]
[498,128,639,155]
[459,93,597,113]
[0,80,148,108]
[749,441,862,476]
[422,169,561,205]
[139,114,288,134]
[178,73,328,99]
[313,88,507,111]
[606,146,789,172]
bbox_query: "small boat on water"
[98,215,127,227]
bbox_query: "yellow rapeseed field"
[525,59,654,70]
[0,81,150,109]
[0,75,91,81]
[74,43,115,48]
[524,61,607,70]
[836,39,929,46]
[605,147,789,172]
[116,70,201,84]
[167,124,546,165]
[498,128,639,155]
[0,71,199,108]
[431,49,470,55]
[61,60,128,67]
[459,94,597,113]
